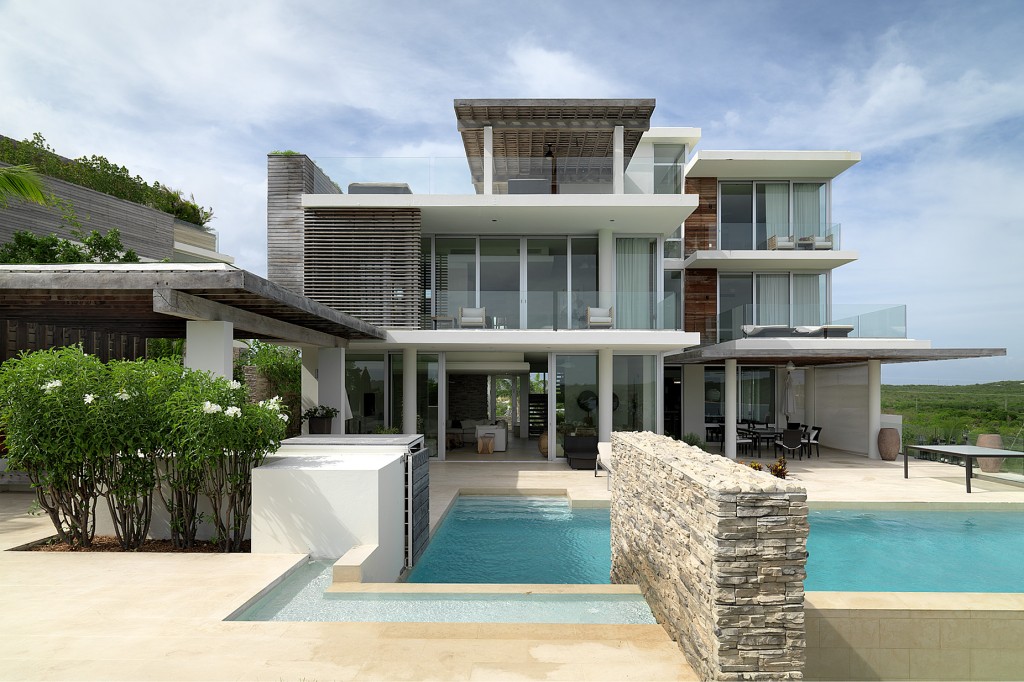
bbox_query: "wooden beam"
[457,119,652,131]
[153,289,345,348]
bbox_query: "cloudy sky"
[2,0,1021,384]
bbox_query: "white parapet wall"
[251,450,406,582]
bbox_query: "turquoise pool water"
[406,496,611,584]
[807,510,1024,592]
[233,560,655,623]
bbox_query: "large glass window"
[480,238,520,329]
[719,274,753,341]
[704,366,776,424]
[613,355,657,432]
[570,237,598,328]
[794,182,826,239]
[555,354,598,457]
[346,353,386,434]
[793,273,826,326]
[434,238,475,318]
[756,274,790,326]
[719,272,828,340]
[527,238,567,329]
[720,182,753,250]
[663,270,682,330]
[654,144,684,195]
[755,183,789,249]
[615,237,656,329]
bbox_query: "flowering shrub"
[0,347,287,551]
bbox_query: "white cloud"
[493,40,624,97]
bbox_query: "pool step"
[326,581,643,594]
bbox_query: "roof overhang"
[685,150,861,179]
[667,338,1006,366]
[640,127,702,150]
[302,193,697,236]
[0,263,385,345]
[680,250,859,271]
[352,328,701,353]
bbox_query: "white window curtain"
[615,238,654,329]
[793,183,825,239]
[756,274,790,326]
[764,183,790,240]
[793,274,824,326]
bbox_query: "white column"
[300,346,319,436]
[318,347,346,435]
[519,375,529,439]
[598,348,614,441]
[804,367,816,428]
[724,359,737,459]
[598,228,614,309]
[184,320,233,378]
[488,375,498,422]
[612,125,624,195]
[403,347,417,435]
[483,125,494,195]
[867,360,881,459]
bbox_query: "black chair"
[775,428,805,460]
[804,426,822,458]
[786,421,801,430]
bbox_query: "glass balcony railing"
[719,223,842,251]
[423,290,682,331]
[312,156,632,196]
[712,303,907,343]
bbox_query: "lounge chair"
[458,306,486,328]
[587,306,614,328]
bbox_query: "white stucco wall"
[251,452,405,581]
[813,364,869,455]
[683,364,706,438]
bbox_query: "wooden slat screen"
[303,208,422,328]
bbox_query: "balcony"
[711,303,907,343]
[719,223,843,251]
[422,290,682,331]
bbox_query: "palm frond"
[0,164,49,208]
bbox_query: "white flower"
[202,401,223,414]
[229,380,242,390]
[83,394,95,404]
[259,396,284,412]
[277,413,288,422]
[42,379,63,393]
[225,406,242,418]
[116,391,130,401]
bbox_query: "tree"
[0,228,139,264]
[0,164,48,208]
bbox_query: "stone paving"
[1,448,1020,680]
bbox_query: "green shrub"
[681,432,706,449]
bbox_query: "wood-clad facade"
[683,176,717,257]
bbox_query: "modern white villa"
[267,98,1002,462]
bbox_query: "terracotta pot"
[877,428,900,461]
[976,434,1005,473]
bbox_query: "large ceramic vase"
[538,430,548,456]
[976,434,1005,473]
[877,428,900,461]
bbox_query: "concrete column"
[683,365,705,439]
[868,360,881,459]
[489,375,498,422]
[318,347,346,435]
[483,125,494,195]
[804,367,816,428]
[300,346,319,436]
[599,348,614,441]
[403,347,417,435]
[724,359,737,459]
[612,125,624,194]
[184,320,233,378]
[519,375,529,439]
[598,228,614,309]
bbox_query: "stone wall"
[448,374,488,422]
[610,432,809,681]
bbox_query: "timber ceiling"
[454,99,655,191]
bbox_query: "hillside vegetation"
[883,381,1024,457]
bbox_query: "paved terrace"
[2,449,1022,681]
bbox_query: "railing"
[313,156,630,196]
[712,303,907,342]
[719,223,842,251]
[423,289,682,330]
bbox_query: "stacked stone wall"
[610,432,808,681]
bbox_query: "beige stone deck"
[1,448,1021,680]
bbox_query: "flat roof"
[680,249,859,272]
[685,150,861,179]
[0,263,385,344]
[667,338,1005,366]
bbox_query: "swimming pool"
[807,509,1024,592]
[232,560,656,624]
[406,496,611,584]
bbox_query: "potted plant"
[302,405,340,434]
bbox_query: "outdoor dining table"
[904,444,1024,493]
[743,428,782,457]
